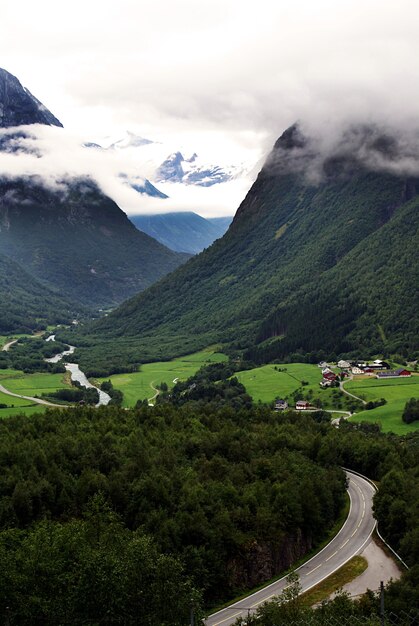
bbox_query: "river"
[45,335,111,407]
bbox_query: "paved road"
[205,470,376,626]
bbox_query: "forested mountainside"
[71,124,419,374]
[0,252,80,333]
[0,177,189,308]
[129,211,232,253]
[0,67,189,310]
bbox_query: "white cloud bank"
[0,125,258,217]
[1,0,419,215]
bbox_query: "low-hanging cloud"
[0,124,254,217]
[265,120,419,184]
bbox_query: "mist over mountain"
[73,121,419,373]
[0,69,189,311]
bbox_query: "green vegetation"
[0,252,80,334]
[98,349,227,406]
[0,405,347,610]
[0,178,188,309]
[1,372,69,397]
[402,397,419,424]
[347,376,419,433]
[0,370,73,417]
[67,126,419,374]
[0,495,198,626]
[0,383,417,622]
[301,555,368,607]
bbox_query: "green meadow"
[0,370,71,418]
[346,375,419,434]
[0,404,47,419]
[234,363,325,404]
[2,372,70,398]
[99,349,228,407]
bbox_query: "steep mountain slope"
[0,252,79,332]
[0,68,62,128]
[0,177,189,307]
[0,68,189,309]
[68,124,419,373]
[129,212,232,253]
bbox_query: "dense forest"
[0,253,80,334]
[0,386,417,624]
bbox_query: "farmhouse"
[323,371,337,381]
[351,366,364,375]
[377,368,411,379]
[275,399,288,411]
[295,400,311,410]
[338,360,351,369]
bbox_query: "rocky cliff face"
[0,68,62,128]
[227,530,312,591]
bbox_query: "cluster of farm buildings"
[318,359,411,388]
[274,359,412,411]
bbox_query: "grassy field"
[234,363,328,404]
[2,372,70,397]
[0,370,71,418]
[346,375,419,434]
[0,405,47,419]
[99,349,228,407]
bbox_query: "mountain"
[0,177,189,308]
[0,252,79,333]
[129,212,232,253]
[0,68,62,128]
[0,68,189,309]
[155,151,237,187]
[91,131,255,190]
[72,123,419,374]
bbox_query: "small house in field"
[275,399,288,411]
[377,368,411,379]
[351,366,364,375]
[296,400,310,410]
[320,379,333,388]
[323,371,337,382]
[338,360,351,369]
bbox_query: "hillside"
[0,67,62,128]
[0,177,189,308]
[129,211,232,253]
[0,252,79,332]
[70,123,419,374]
[0,68,189,309]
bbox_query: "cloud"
[266,121,419,184]
[0,125,255,217]
[2,0,419,149]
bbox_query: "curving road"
[205,470,376,626]
[340,378,367,406]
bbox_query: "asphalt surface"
[205,470,376,626]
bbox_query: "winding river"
[45,335,111,407]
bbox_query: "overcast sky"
[1,0,419,216]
